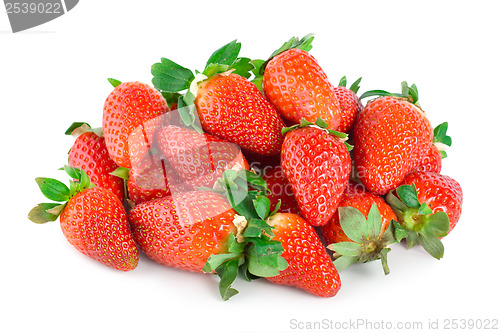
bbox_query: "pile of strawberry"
[29,35,463,300]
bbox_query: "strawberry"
[129,190,238,273]
[414,122,452,173]
[65,122,125,202]
[259,165,300,215]
[102,79,169,168]
[354,82,433,195]
[127,151,191,205]
[266,213,341,297]
[281,119,351,226]
[326,203,399,275]
[151,40,285,156]
[260,35,342,130]
[28,166,138,271]
[386,171,463,259]
[129,169,289,300]
[334,76,363,133]
[155,125,249,189]
[319,181,398,274]
[321,181,396,244]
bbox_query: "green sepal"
[338,76,347,87]
[422,212,450,238]
[396,184,420,208]
[366,203,383,239]
[329,241,363,257]
[433,122,452,146]
[259,34,314,75]
[418,202,433,216]
[349,77,362,94]
[64,122,91,135]
[229,57,254,79]
[359,81,420,106]
[204,40,241,69]
[161,92,182,109]
[110,167,130,181]
[391,220,409,243]
[253,196,271,220]
[338,76,362,94]
[332,255,358,272]
[215,258,240,301]
[108,78,122,88]
[419,231,445,259]
[35,177,70,202]
[151,58,195,93]
[243,219,275,239]
[203,252,242,273]
[406,230,420,249]
[337,206,365,243]
[28,203,62,223]
[63,165,93,194]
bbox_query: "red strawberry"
[102,80,169,168]
[386,171,463,259]
[414,122,452,173]
[129,190,238,273]
[321,181,396,245]
[261,35,342,130]
[415,145,442,173]
[195,73,285,155]
[66,122,125,202]
[28,166,138,271]
[156,125,249,189]
[353,83,433,195]
[334,76,363,133]
[127,151,191,205]
[151,40,285,156]
[129,170,290,300]
[281,120,351,226]
[259,165,300,215]
[266,213,341,297]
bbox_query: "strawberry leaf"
[215,258,240,301]
[338,76,347,87]
[333,255,358,272]
[35,178,70,202]
[229,57,254,79]
[366,203,383,239]
[419,231,445,259]
[107,78,122,88]
[433,122,452,147]
[205,40,241,69]
[243,219,275,239]
[338,206,365,242]
[329,241,362,257]
[28,203,61,223]
[396,184,420,208]
[423,212,450,238]
[151,58,195,93]
[418,202,433,216]
[64,122,91,135]
[349,77,362,94]
[406,230,420,249]
[253,196,271,220]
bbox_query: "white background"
[1,1,499,332]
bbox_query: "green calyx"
[338,76,362,94]
[151,40,257,132]
[28,166,96,224]
[359,81,421,107]
[201,169,288,301]
[386,184,450,259]
[64,122,103,138]
[281,117,353,151]
[433,122,452,158]
[257,33,315,76]
[327,203,398,275]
